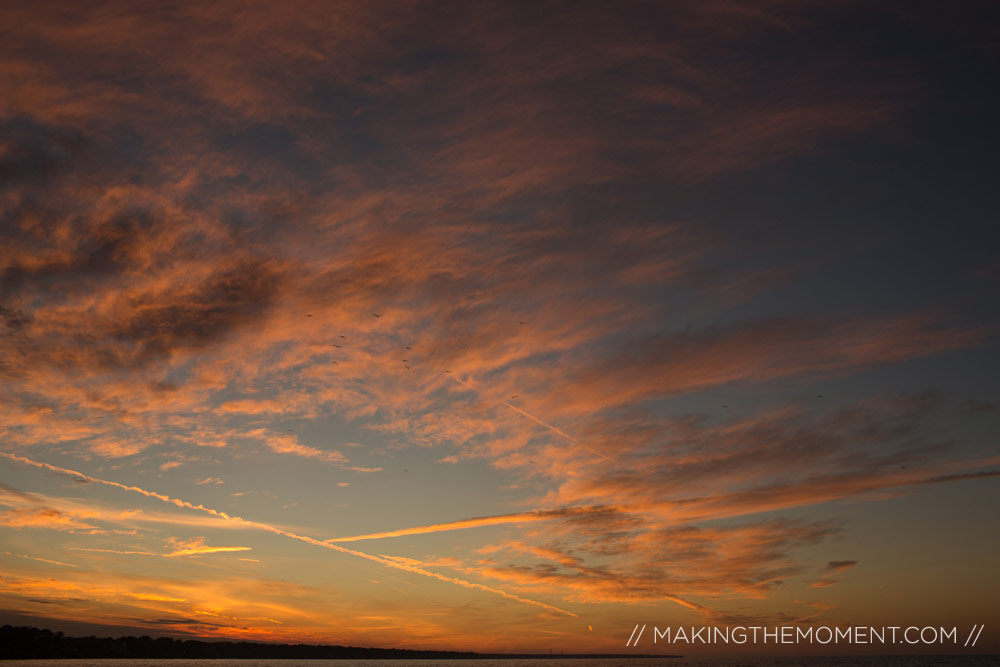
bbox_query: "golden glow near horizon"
[1,0,998,656]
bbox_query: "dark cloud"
[551,316,984,414]
[136,617,227,628]
[921,470,1000,485]
[108,258,285,364]
[0,306,30,330]
[0,218,148,301]
[550,392,957,512]
[477,517,838,605]
[825,560,858,571]
[0,117,83,189]
[962,400,997,413]
[0,481,42,503]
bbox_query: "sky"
[0,0,998,656]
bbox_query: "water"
[4,658,995,667]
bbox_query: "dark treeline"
[0,625,675,660]
[0,625,482,660]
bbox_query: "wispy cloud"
[808,559,859,588]
[165,537,251,557]
[0,507,99,531]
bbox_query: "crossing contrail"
[325,506,607,543]
[0,451,577,617]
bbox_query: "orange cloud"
[325,506,611,543]
[0,507,98,531]
[165,537,252,557]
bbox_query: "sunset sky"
[1,0,998,656]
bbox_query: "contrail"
[167,545,253,557]
[0,451,576,617]
[1,452,241,522]
[70,547,159,556]
[2,551,77,568]
[449,375,613,462]
[326,506,606,543]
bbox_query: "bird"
[403,469,408,472]
[406,346,411,350]
[818,395,823,398]
[331,361,338,365]
[340,335,345,339]
[721,404,729,409]
[404,366,410,370]
[444,370,452,374]
[372,313,381,318]
[511,394,518,399]
[519,321,525,325]
[332,344,341,348]
[403,359,409,363]
[306,314,312,317]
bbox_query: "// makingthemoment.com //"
[625,624,985,647]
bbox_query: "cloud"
[260,436,347,464]
[808,559,859,588]
[325,506,614,543]
[530,316,984,418]
[466,518,837,608]
[0,481,43,504]
[825,560,858,573]
[0,507,98,531]
[164,537,251,557]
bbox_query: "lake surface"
[5,657,996,667]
